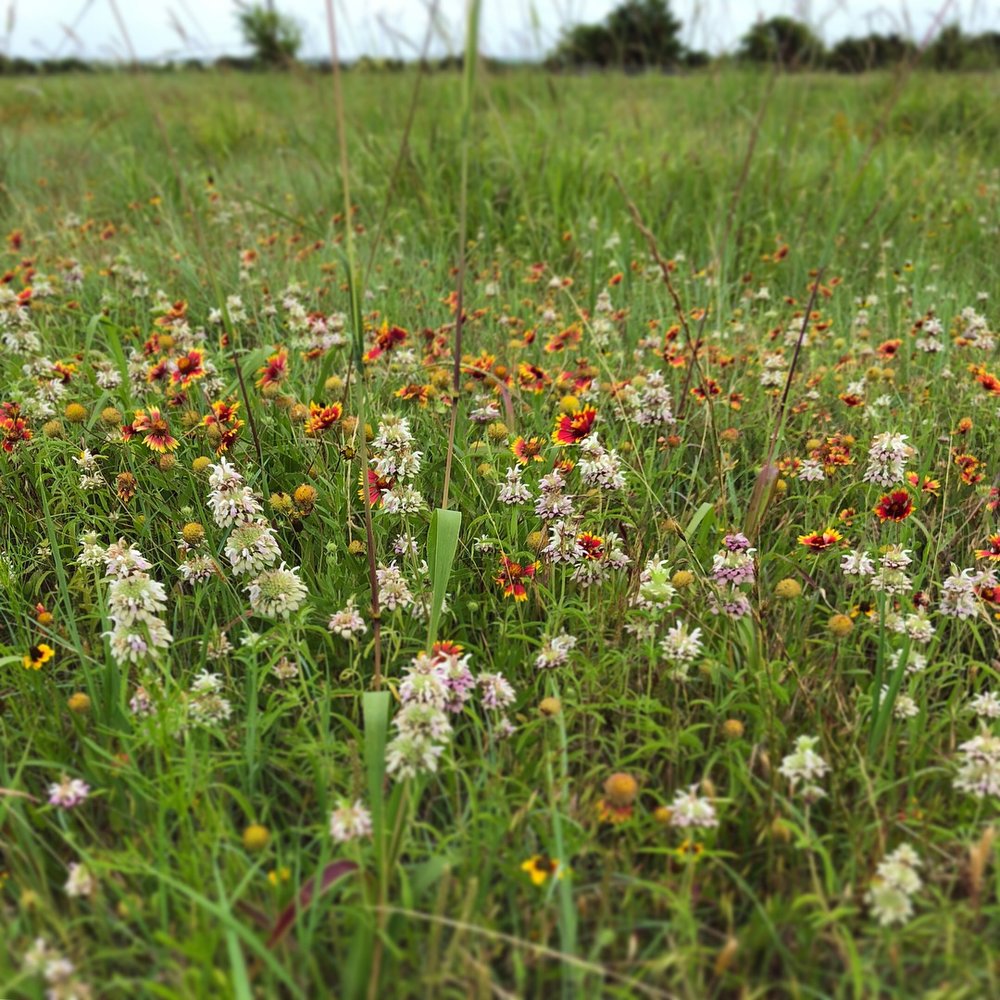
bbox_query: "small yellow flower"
[671,569,695,588]
[538,696,561,717]
[181,522,205,545]
[676,839,705,861]
[242,824,271,852]
[67,692,91,714]
[520,855,563,886]
[23,643,54,670]
[191,456,211,474]
[267,866,291,886]
[828,613,854,638]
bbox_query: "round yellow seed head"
[539,696,561,717]
[721,718,745,740]
[559,394,580,414]
[325,375,344,393]
[603,772,638,808]
[289,403,309,423]
[181,522,205,545]
[274,394,294,410]
[158,454,177,472]
[477,462,493,478]
[100,406,123,426]
[42,419,63,438]
[293,484,317,508]
[67,692,91,714]
[653,805,672,825]
[242,824,270,852]
[348,539,366,557]
[805,438,822,451]
[719,427,740,443]
[671,570,695,588]
[262,380,281,398]
[191,456,211,474]
[828,613,854,638]
[486,421,509,443]
[270,492,293,514]
[64,402,87,423]
[770,817,793,843]
[775,478,787,493]
[527,530,546,552]
[774,578,802,600]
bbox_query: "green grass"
[1,63,999,998]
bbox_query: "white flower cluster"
[867,844,922,927]
[386,648,516,781]
[667,784,719,828]
[778,734,829,803]
[206,458,308,620]
[862,431,910,486]
[953,732,1000,799]
[631,369,676,426]
[83,537,173,666]
[23,937,92,999]
[659,620,703,679]
[370,415,425,514]
[577,435,626,491]
[535,631,577,670]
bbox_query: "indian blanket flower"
[304,400,343,435]
[874,490,915,522]
[552,405,597,446]
[511,435,545,464]
[246,563,309,619]
[975,535,1000,561]
[496,554,539,601]
[797,528,843,552]
[256,350,288,388]
[130,407,179,452]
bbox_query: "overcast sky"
[3,0,998,61]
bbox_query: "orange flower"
[305,401,343,436]
[171,349,206,386]
[395,383,431,405]
[511,435,545,464]
[905,472,941,495]
[975,535,1000,561]
[131,408,178,452]
[874,490,915,522]
[496,555,539,601]
[1,402,31,452]
[359,469,394,507]
[552,406,596,446]
[797,529,842,552]
[576,532,604,560]
[256,350,288,388]
[363,322,408,363]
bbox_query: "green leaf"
[426,507,462,649]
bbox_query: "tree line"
[1,1,998,75]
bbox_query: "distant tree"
[552,0,685,69]
[828,32,914,72]
[738,16,825,68]
[235,2,302,67]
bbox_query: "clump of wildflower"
[246,563,309,619]
[368,415,424,513]
[668,783,719,828]
[862,431,910,486]
[330,799,373,843]
[48,774,90,809]
[953,732,1000,799]
[497,464,532,506]
[85,537,173,666]
[535,631,577,670]
[65,861,96,899]
[659,619,703,679]
[867,844,923,927]
[328,597,367,639]
[598,772,639,823]
[632,556,676,610]
[23,937,92,999]
[778,735,829,802]
[224,518,282,576]
[187,671,233,726]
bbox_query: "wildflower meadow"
[2,26,1000,1000]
